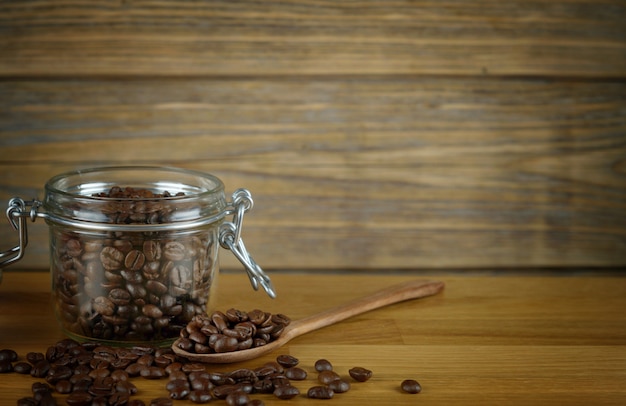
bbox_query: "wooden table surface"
[1,270,625,405]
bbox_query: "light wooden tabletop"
[1,270,625,405]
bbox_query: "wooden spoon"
[172,279,444,364]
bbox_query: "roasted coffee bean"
[276,354,299,368]
[109,392,131,406]
[181,362,205,374]
[229,368,258,383]
[349,366,373,382]
[314,358,333,372]
[55,379,73,394]
[37,393,57,406]
[166,378,190,392]
[17,398,38,406]
[149,398,173,406]
[140,366,166,379]
[0,348,18,362]
[328,379,351,393]
[273,385,300,400]
[168,386,190,400]
[285,367,307,380]
[89,376,116,397]
[190,377,213,391]
[125,250,146,271]
[46,365,73,384]
[308,385,335,399]
[188,389,212,404]
[212,384,241,399]
[225,391,250,406]
[26,352,45,365]
[65,392,93,406]
[318,370,341,384]
[100,247,125,271]
[164,241,186,261]
[30,360,51,378]
[247,400,265,406]
[125,363,144,377]
[116,380,138,395]
[401,379,422,394]
[128,400,147,406]
[14,361,33,374]
[110,369,129,382]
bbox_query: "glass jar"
[0,166,275,346]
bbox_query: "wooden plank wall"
[0,0,625,271]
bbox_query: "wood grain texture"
[1,78,625,269]
[0,1,625,272]
[0,0,624,77]
[0,271,625,405]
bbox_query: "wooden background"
[0,0,625,271]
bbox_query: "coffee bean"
[276,354,299,368]
[0,348,18,362]
[125,250,146,271]
[93,296,115,316]
[110,392,131,406]
[100,247,125,271]
[401,379,422,394]
[318,370,341,385]
[149,398,173,406]
[273,385,300,400]
[66,392,93,406]
[328,378,351,393]
[285,367,307,380]
[307,385,335,399]
[14,362,33,374]
[349,366,372,382]
[55,379,73,394]
[164,241,186,261]
[247,400,265,406]
[225,391,250,406]
[30,360,51,378]
[314,358,333,372]
[26,352,45,364]
[188,389,213,404]
[143,304,164,318]
[17,398,38,406]
[140,366,166,379]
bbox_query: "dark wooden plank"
[0,0,624,77]
[0,77,624,270]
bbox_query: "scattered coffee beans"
[401,379,422,394]
[4,337,424,403]
[177,309,291,354]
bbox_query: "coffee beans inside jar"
[51,186,218,345]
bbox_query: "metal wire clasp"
[0,198,43,281]
[219,189,276,299]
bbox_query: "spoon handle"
[285,279,444,339]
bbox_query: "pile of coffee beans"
[176,309,291,354]
[2,340,422,404]
[52,187,217,343]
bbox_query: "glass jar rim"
[45,165,225,200]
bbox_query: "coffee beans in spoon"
[176,309,291,354]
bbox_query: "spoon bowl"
[172,279,444,363]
